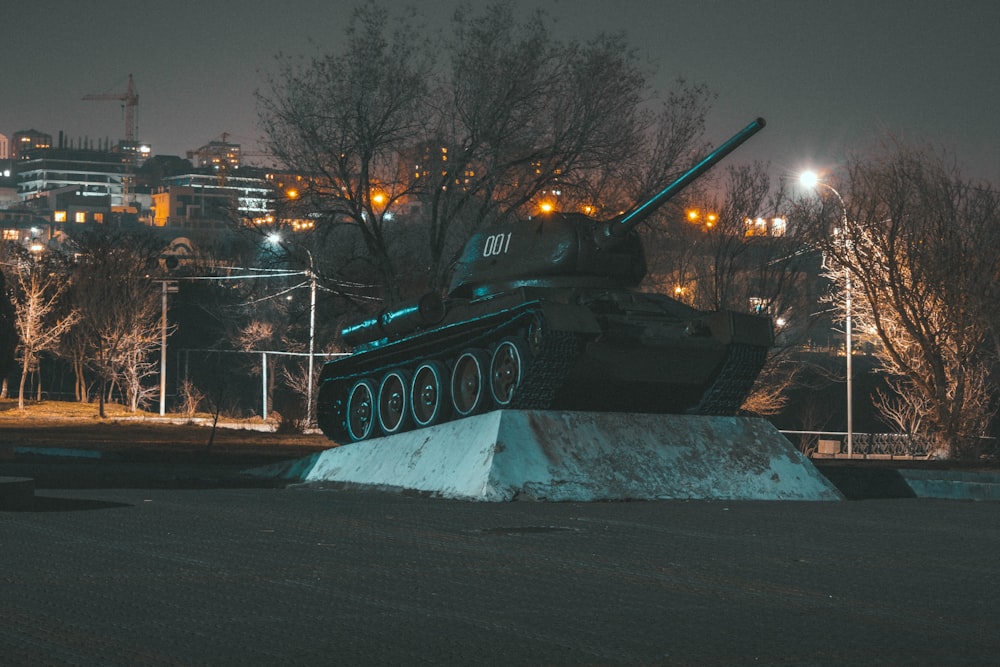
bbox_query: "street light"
[800,170,854,458]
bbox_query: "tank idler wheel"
[489,337,527,407]
[345,378,378,442]
[377,369,410,435]
[450,349,490,418]
[411,361,449,428]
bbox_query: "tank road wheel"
[377,370,410,435]
[345,379,378,442]
[410,361,449,428]
[450,349,490,418]
[489,338,526,407]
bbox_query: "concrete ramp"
[300,410,842,502]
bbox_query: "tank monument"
[302,117,841,501]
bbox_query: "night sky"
[5,0,998,184]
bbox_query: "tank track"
[688,343,769,416]
[509,329,582,410]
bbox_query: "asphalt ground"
[2,461,1000,666]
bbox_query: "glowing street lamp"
[800,170,854,457]
[686,209,718,229]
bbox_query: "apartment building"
[15,148,128,206]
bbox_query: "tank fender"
[538,300,601,334]
[341,292,446,347]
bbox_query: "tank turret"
[318,118,771,443]
[448,117,765,299]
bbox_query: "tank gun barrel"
[600,117,766,245]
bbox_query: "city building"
[150,171,273,228]
[187,138,241,170]
[0,167,16,208]
[0,207,52,250]
[11,129,52,160]
[14,148,129,207]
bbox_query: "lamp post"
[800,171,853,458]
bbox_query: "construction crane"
[83,73,139,206]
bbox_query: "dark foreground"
[2,478,999,666]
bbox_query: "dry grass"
[0,399,163,423]
[0,400,330,453]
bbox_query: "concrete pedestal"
[295,411,842,502]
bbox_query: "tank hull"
[317,288,771,443]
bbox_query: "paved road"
[2,478,999,666]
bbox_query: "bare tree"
[421,4,658,284]
[802,139,1000,458]
[256,2,714,304]
[116,322,162,412]
[257,4,434,302]
[6,250,78,409]
[178,378,205,417]
[68,229,167,416]
[873,378,933,436]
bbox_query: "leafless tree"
[257,4,434,302]
[178,378,205,417]
[6,250,78,409]
[68,230,167,416]
[873,378,932,436]
[257,1,714,304]
[801,139,1000,458]
[117,329,162,412]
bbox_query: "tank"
[317,118,771,442]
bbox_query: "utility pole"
[306,253,317,427]
[158,280,179,416]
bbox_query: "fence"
[781,430,998,460]
[175,348,348,421]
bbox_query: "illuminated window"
[75,211,87,223]
[2,230,18,241]
[94,213,104,223]
[54,211,67,223]
[744,217,769,236]
[743,216,787,237]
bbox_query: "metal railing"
[781,430,999,460]
[781,430,938,459]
